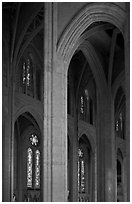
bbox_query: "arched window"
[21,56,33,96]
[78,148,85,194]
[79,89,94,124]
[115,87,125,139]
[27,147,33,188]
[35,149,40,189]
[14,114,42,202]
[26,57,33,90]
[22,56,34,97]
[115,109,125,139]
[80,96,84,115]
[78,137,92,202]
[25,133,41,201]
[17,52,42,101]
[26,137,41,190]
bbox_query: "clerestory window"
[18,53,41,101]
[79,89,94,124]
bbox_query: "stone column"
[96,91,116,201]
[51,60,68,201]
[96,91,105,201]
[124,3,130,201]
[104,95,116,202]
[2,112,11,201]
[43,3,67,200]
[94,144,97,201]
[71,98,78,202]
[122,155,127,201]
[43,3,54,201]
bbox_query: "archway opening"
[13,112,42,202]
[67,49,96,201]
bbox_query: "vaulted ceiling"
[68,21,125,97]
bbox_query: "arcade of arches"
[2,2,130,202]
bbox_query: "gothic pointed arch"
[13,112,42,201]
[57,2,125,63]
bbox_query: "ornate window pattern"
[78,148,85,193]
[22,56,33,96]
[80,89,94,124]
[22,62,26,85]
[35,150,40,189]
[27,148,33,188]
[26,134,40,190]
[116,120,119,131]
[115,110,125,139]
[80,96,84,114]
[81,160,85,193]
[30,134,39,146]
[27,58,33,88]
[26,134,41,190]
[19,53,42,100]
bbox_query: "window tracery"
[35,150,40,189]
[115,110,125,139]
[19,53,41,100]
[114,87,125,140]
[22,56,34,95]
[79,89,94,124]
[27,135,41,190]
[26,57,33,88]
[27,147,33,188]
[30,134,39,146]
[78,148,85,194]
[22,62,26,85]
[80,96,84,114]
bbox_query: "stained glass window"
[27,148,33,188]
[80,96,84,114]
[27,58,30,86]
[26,58,33,88]
[30,134,39,146]
[78,148,83,158]
[81,160,85,193]
[115,111,125,139]
[22,62,26,85]
[78,148,85,193]
[35,150,40,189]
[78,160,80,192]
[80,89,94,124]
[22,56,33,94]
[20,53,42,100]
[116,120,119,131]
